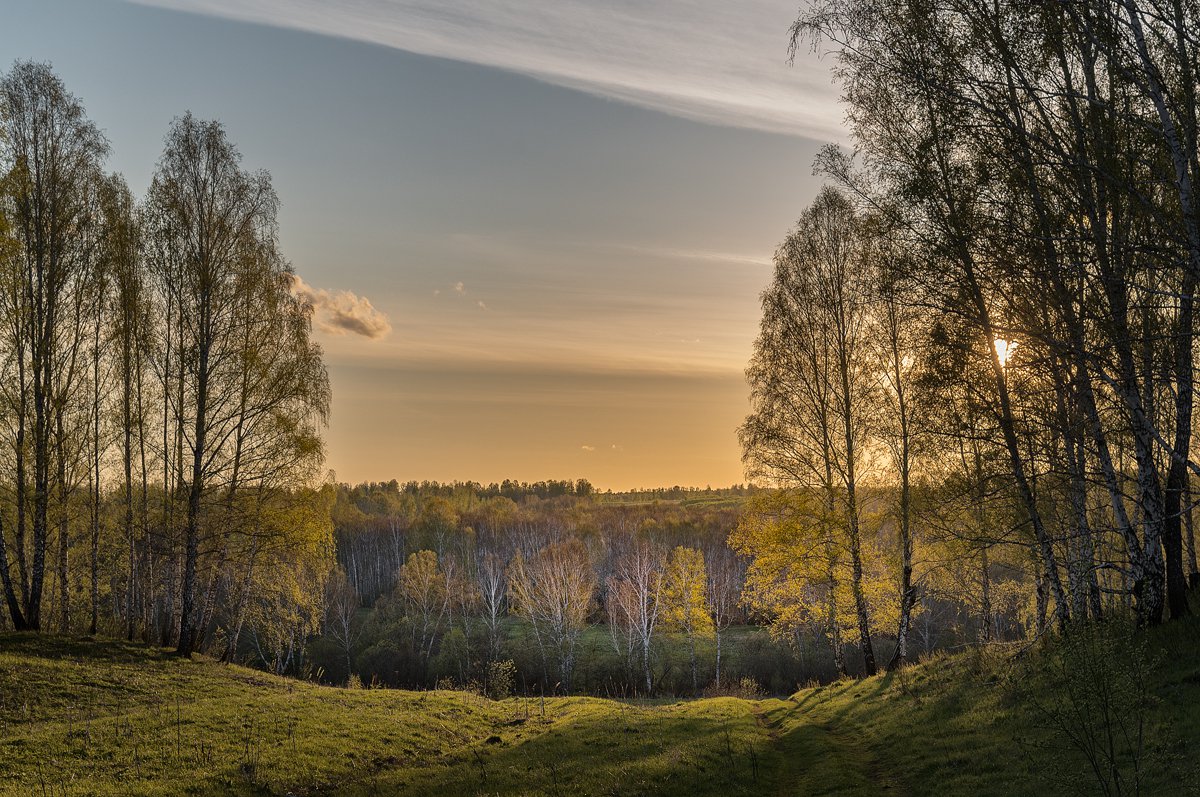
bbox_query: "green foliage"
[432,627,469,683]
[733,490,898,650]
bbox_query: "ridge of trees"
[334,478,757,507]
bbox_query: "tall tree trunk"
[14,344,30,617]
[687,633,698,694]
[714,628,723,689]
[1162,277,1194,618]
[973,441,993,643]
[56,412,69,633]
[90,317,102,636]
[887,320,914,671]
[0,515,26,628]
[177,266,211,656]
[838,350,876,676]
[123,337,135,639]
[29,331,50,632]
[1185,481,1198,588]
[979,546,993,643]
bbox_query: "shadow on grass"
[350,703,778,797]
[0,631,172,664]
[333,692,898,797]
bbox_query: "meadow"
[3,615,1197,796]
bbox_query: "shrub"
[356,639,418,687]
[485,659,517,700]
[432,628,469,683]
[702,676,763,699]
[1020,618,1172,796]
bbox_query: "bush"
[305,635,350,685]
[357,639,419,687]
[1019,619,1171,796]
[703,676,763,700]
[485,659,516,700]
[432,628,469,683]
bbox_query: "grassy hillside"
[2,619,1198,796]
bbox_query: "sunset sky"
[3,0,841,489]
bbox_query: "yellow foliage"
[660,546,714,638]
[732,489,901,646]
[398,550,445,609]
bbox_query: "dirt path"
[752,698,909,797]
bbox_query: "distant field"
[1,620,1197,796]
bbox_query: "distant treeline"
[344,479,757,504]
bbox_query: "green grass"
[2,618,1199,796]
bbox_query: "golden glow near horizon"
[318,247,773,491]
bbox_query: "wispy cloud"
[128,0,844,139]
[581,445,596,452]
[291,275,392,340]
[599,243,774,269]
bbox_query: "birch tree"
[0,61,107,631]
[508,538,595,693]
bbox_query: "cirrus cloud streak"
[126,0,844,140]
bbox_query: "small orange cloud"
[291,275,391,340]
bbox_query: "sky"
[1,0,842,490]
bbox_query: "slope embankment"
[1,620,1196,796]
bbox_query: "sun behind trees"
[733,0,1200,681]
[814,0,1200,626]
[0,61,331,659]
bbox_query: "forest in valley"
[307,477,1039,698]
[2,0,1200,790]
